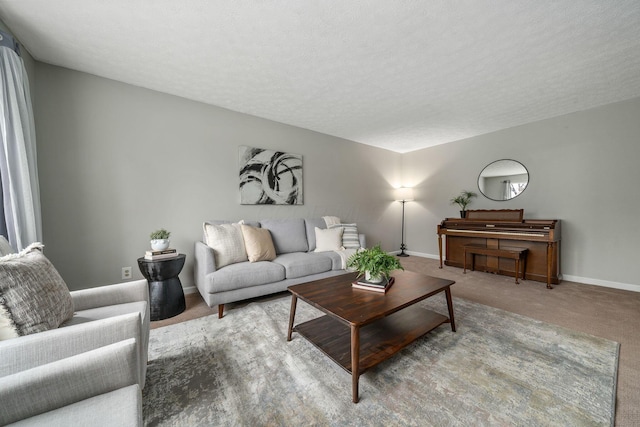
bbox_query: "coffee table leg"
[445,287,456,332]
[287,294,297,341]
[351,324,360,403]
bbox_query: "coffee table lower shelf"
[294,305,449,375]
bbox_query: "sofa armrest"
[0,312,142,380]
[194,241,217,287]
[0,339,138,425]
[71,279,149,312]
[358,234,366,249]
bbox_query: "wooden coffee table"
[287,270,455,403]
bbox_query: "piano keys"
[437,209,560,288]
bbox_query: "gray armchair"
[65,278,150,386]
[0,279,150,386]
[0,279,150,425]
[0,339,142,426]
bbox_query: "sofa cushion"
[304,218,326,252]
[205,261,286,293]
[260,218,308,254]
[318,250,347,271]
[314,227,344,252]
[0,244,74,339]
[240,225,277,262]
[272,252,332,279]
[203,222,248,268]
[329,223,361,249]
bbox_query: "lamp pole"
[398,199,409,257]
[395,187,413,257]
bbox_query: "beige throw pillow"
[203,222,248,268]
[314,227,344,252]
[0,243,74,340]
[240,225,276,262]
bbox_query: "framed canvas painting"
[239,146,303,205]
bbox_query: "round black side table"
[137,254,186,321]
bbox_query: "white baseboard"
[560,274,640,292]
[390,250,439,260]
[183,285,198,295]
[393,251,640,293]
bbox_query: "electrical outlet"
[122,266,132,280]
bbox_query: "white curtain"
[502,180,511,201]
[0,45,42,250]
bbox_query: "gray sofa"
[194,218,365,318]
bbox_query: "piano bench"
[463,244,528,284]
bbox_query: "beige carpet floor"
[151,256,640,426]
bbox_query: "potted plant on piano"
[450,190,477,218]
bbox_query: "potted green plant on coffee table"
[347,244,404,283]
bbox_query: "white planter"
[150,239,170,251]
[365,271,384,283]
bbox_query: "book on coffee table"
[352,277,395,293]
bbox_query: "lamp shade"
[395,187,414,202]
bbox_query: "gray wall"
[32,61,640,293]
[34,63,403,290]
[402,97,640,291]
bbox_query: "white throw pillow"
[203,222,248,268]
[329,223,360,249]
[314,227,344,252]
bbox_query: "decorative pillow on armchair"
[329,223,360,249]
[0,243,74,340]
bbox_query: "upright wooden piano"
[437,209,560,288]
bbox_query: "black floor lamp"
[395,187,414,257]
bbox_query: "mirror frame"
[477,159,529,201]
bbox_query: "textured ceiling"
[1,1,639,153]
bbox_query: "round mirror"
[478,159,529,201]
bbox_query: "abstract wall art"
[239,146,303,205]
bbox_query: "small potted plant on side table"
[347,244,404,283]
[450,190,477,218]
[150,228,171,251]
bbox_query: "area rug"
[143,294,619,426]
